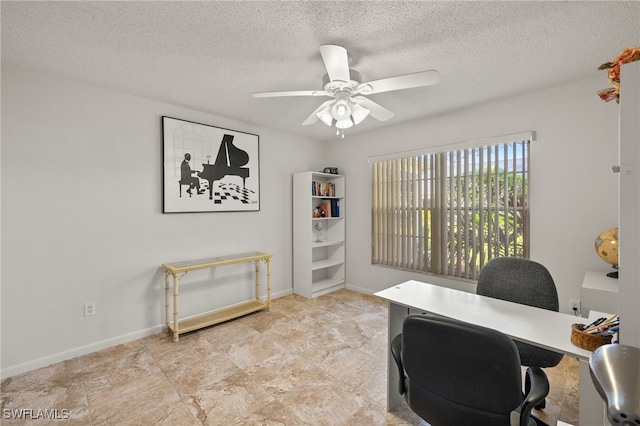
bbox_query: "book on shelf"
[321,202,331,218]
[312,181,335,197]
[330,199,340,217]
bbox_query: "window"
[371,135,530,280]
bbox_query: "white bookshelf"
[293,171,345,298]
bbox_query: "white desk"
[375,280,604,425]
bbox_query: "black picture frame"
[162,116,260,213]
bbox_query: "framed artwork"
[162,116,260,213]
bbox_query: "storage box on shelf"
[293,171,345,298]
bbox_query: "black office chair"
[477,257,564,408]
[391,315,549,426]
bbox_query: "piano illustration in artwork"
[199,134,250,200]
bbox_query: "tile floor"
[1,289,579,425]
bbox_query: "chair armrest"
[390,333,405,395]
[523,367,550,414]
[511,367,549,426]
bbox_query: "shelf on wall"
[312,258,344,271]
[312,239,344,248]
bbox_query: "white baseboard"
[345,283,375,295]
[269,288,293,299]
[1,325,164,379]
[1,289,294,380]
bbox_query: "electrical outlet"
[84,301,96,317]
[570,299,581,316]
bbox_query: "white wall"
[0,64,325,377]
[326,77,620,311]
[1,64,622,378]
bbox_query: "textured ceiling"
[2,1,639,141]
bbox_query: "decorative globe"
[594,227,619,267]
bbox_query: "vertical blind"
[371,140,529,280]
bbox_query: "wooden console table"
[162,251,272,342]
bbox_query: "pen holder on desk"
[571,324,613,351]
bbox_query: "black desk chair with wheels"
[477,257,564,409]
[391,315,549,426]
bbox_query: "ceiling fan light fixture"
[351,103,370,125]
[331,99,351,121]
[335,118,353,129]
[316,105,334,126]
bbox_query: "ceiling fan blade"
[302,100,334,126]
[358,70,440,95]
[319,45,350,83]
[352,96,394,121]
[252,90,325,98]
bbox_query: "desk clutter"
[571,314,619,351]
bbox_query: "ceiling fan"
[252,44,440,138]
